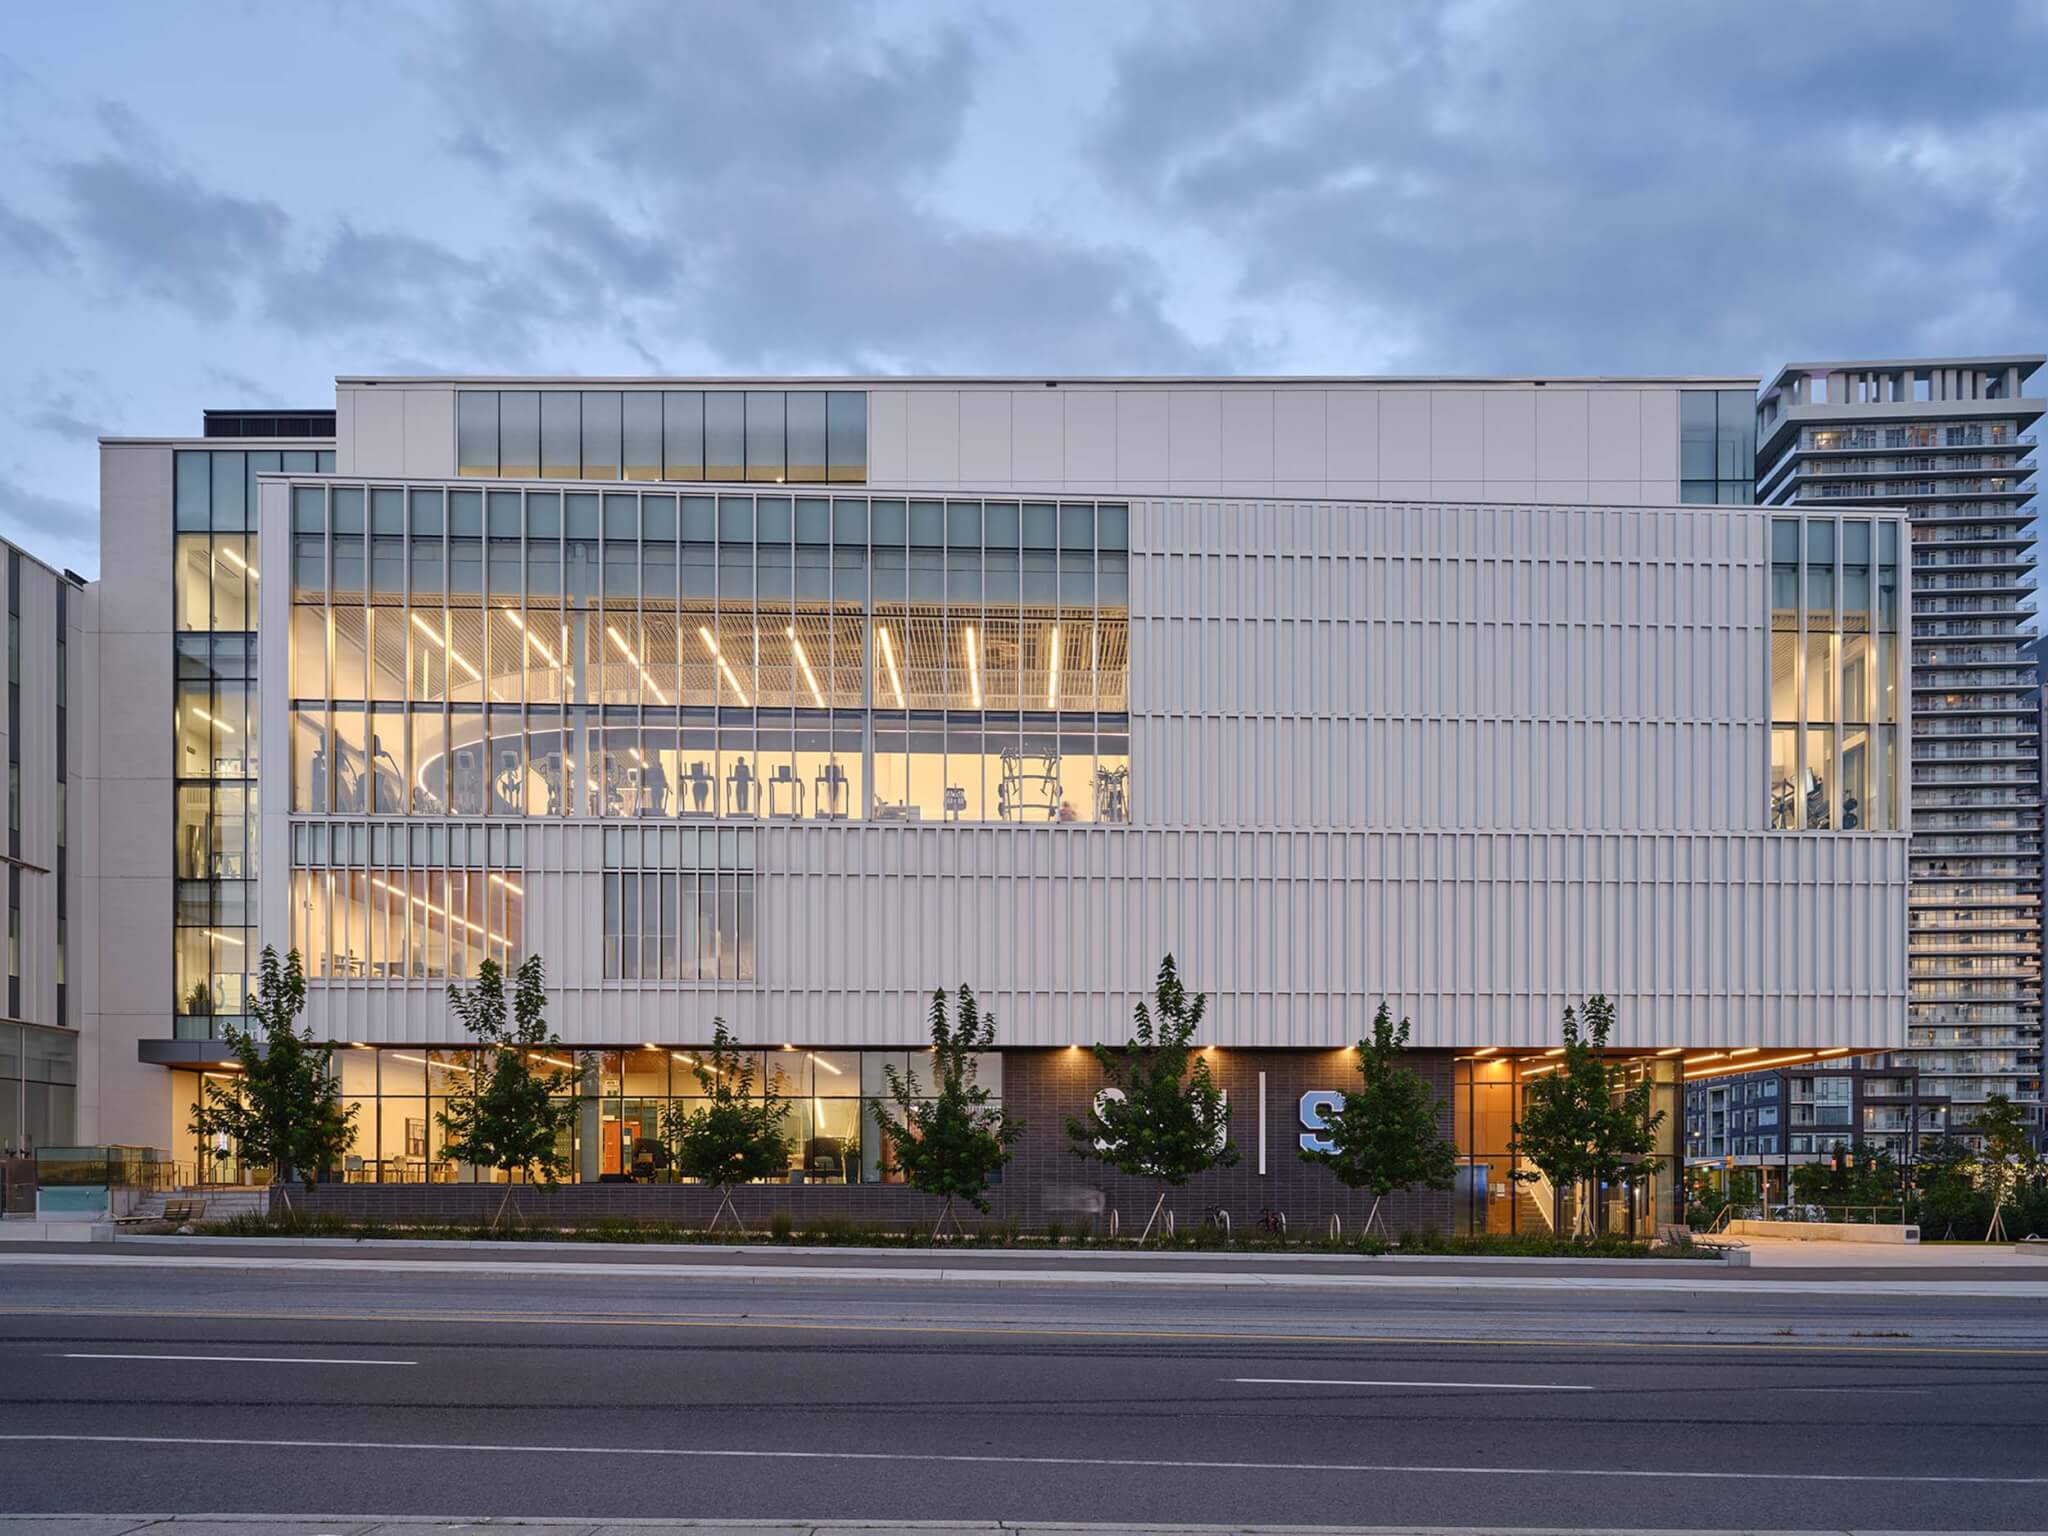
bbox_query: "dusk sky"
[2,0,2044,577]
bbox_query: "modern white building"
[79,375,1908,1232]
[0,539,86,1163]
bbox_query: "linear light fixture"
[369,874,510,948]
[392,1051,474,1075]
[505,610,560,667]
[411,611,480,682]
[876,624,905,708]
[188,707,236,735]
[807,1052,843,1076]
[964,625,982,708]
[606,623,672,706]
[218,546,258,581]
[1046,624,1061,707]
[488,872,525,897]
[787,626,825,707]
[698,625,749,706]
[204,929,245,947]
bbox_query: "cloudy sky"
[2,0,2044,577]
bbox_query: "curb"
[106,1232,1745,1269]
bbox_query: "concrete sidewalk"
[0,1520,1992,1536]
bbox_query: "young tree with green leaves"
[1066,954,1238,1242]
[188,946,357,1196]
[1510,996,1667,1238]
[662,1019,790,1232]
[1299,1002,1457,1236]
[871,985,1022,1240]
[438,955,579,1223]
[1972,1092,2039,1243]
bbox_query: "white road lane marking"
[1233,1376,1593,1390]
[56,1353,416,1366]
[1,1432,2043,1485]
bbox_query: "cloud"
[0,474,95,565]
[56,151,287,315]
[428,0,1227,372]
[1092,0,2048,374]
[0,199,70,275]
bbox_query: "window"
[1679,390,1754,504]
[458,390,868,485]
[285,486,1130,827]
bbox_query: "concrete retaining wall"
[1729,1218,1919,1244]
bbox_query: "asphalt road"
[3,1249,2047,1530]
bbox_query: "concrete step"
[129,1188,270,1223]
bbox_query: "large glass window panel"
[526,712,564,816]
[1878,635,1899,723]
[410,708,447,815]
[457,393,499,477]
[449,709,486,816]
[409,609,448,703]
[1770,631,1796,724]
[488,710,523,815]
[331,706,369,813]
[1679,390,1716,480]
[828,392,867,483]
[745,391,785,483]
[1095,725,1130,823]
[541,392,580,479]
[663,391,704,479]
[679,724,717,817]
[448,608,485,705]
[176,451,211,530]
[1716,389,1756,482]
[907,722,948,821]
[787,392,827,483]
[1840,727,1870,831]
[291,606,327,700]
[1805,632,1834,728]
[705,393,744,481]
[1009,725,1062,823]
[1804,727,1834,830]
[1880,725,1899,830]
[1806,519,1835,616]
[486,608,524,705]
[365,607,403,703]
[174,534,213,631]
[369,708,404,814]
[1840,632,1871,724]
[829,601,865,710]
[621,392,662,482]
[872,722,908,820]
[1771,730,1796,828]
[721,726,759,818]
[499,393,541,478]
[292,708,328,813]
[213,534,254,631]
[210,451,247,531]
[581,391,622,480]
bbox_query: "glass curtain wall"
[456,389,868,486]
[173,448,332,1037]
[1451,1055,1681,1236]
[1767,515,1901,832]
[324,1043,998,1186]
[289,486,1131,828]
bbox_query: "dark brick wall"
[283,1047,1460,1235]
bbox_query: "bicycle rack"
[1330,1212,1343,1240]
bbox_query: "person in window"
[1057,798,1076,823]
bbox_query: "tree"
[1972,1093,2040,1243]
[1510,996,1667,1238]
[1066,954,1238,1241]
[188,946,357,1196]
[1912,1137,1988,1240]
[437,955,579,1222]
[662,1019,790,1231]
[871,985,1022,1240]
[1298,1001,1456,1236]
